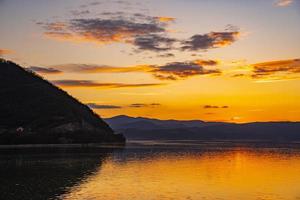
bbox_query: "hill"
[0,59,125,144]
[104,115,300,141]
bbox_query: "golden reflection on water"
[61,148,300,200]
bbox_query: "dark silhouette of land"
[105,115,300,141]
[0,59,125,144]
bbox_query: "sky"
[0,0,300,122]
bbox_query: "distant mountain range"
[104,115,300,141]
[0,59,125,144]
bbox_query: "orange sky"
[1,0,300,122]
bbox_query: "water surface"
[1,141,300,200]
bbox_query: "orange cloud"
[52,80,164,88]
[194,59,220,66]
[51,64,153,73]
[0,49,13,56]
[155,16,176,22]
[251,59,300,78]
[49,59,221,81]
[231,59,300,81]
[275,0,293,7]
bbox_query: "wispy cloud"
[0,49,13,56]
[155,16,176,23]
[52,80,163,88]
[129,103,161,108]
[70,9,90,16]
[230,58,300,81]
[251,59,300,79]
[87,102,161,109]
[49,59,221,81]
[87,103,122,109]
[28,66,62,74]
[50,64,151,73]
[275,0,293,7]
[203,105,229,109]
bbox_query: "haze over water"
[1,142,300,200]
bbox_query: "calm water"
[1,141,300,200]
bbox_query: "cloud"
[203,105,229,109]
[38,14,240,54]
[89,1,102,6]
[70,10,90,16]
[87,103,122,109]
[49,59,221,81]
[158,53,175,58]
[250,59,300,79]
[50,64,151,73]
[28,66,62,74]
[151,61,221,80]
[0,49,13,56]
[231,73,246,78]
[37,14,169,45]
[133,34,177,52]
[155,16,176,22]
[194,59,219,66]
[87,102,161,109]
[181,31,240,51]
[275,0,293,7]
[129,103,161,108]
[52,80,163,88]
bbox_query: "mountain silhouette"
[105,115,300,141]
[0,59,125,144]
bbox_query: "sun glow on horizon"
[1,0,300,122]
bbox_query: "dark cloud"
[87,103,122,109]
[133,34,177,52]
[181,31,240,51]
[150,103,161,106]
[89,1,102,6]
[70,10,90,16]
[203,105,229,109]
[52,80,163,88]
[28,66,62,74]
[38,14,168,45]
[129,103,148,108]
[38,12,240,55]
[231,73,246,78]
[99,12,154,22]
[70,18,164,41]
[251,59,300,79]
[152,61,221,80]
[129,103,161,108]
[158,53,175,58]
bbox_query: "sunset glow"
[1,0,299,122]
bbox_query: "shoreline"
[1,140,300,149]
